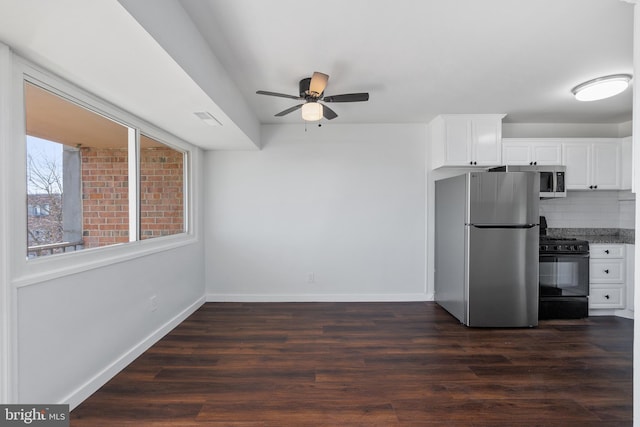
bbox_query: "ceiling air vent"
[194,111,222,126]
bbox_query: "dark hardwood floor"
[71,302,633,426]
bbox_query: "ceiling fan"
[256,72,369,121]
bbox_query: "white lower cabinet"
[589,244,628,313]
[590,285,624,308]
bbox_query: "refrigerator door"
[466,225,539,327]
[468,172,539,225]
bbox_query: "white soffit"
[0,0,259,150]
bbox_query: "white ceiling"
[0,0,634,150]
[176,0,633,125]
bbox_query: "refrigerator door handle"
[468,224,538,229]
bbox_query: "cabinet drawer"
[590,259,624,282]
[590,286,624,309]
[590,245,624,258]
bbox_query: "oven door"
[539,254,589,297]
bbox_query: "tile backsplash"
[539,190,635,229]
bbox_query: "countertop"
[546,228,635,245]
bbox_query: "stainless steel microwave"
[489,165,566,198]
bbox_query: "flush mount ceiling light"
[571,74,632,101]
[301,102,323,121]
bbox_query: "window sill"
[13,232,198,288]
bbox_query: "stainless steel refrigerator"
[434,172,539,327]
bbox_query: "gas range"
[537,217,590,319]
[539,236,589,254]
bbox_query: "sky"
[26,135,63,194]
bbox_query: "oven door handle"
[469,223,538,229]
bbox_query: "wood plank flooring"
[71,302,633,426]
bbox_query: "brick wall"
[140,147,184,239]
[80,146,184,247]
[81,147,129,248]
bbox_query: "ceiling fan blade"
[322,104,338,120]
[256,90,302,101]
[323,93,369,103]
[309,72,329,96]
[275,104,304,117]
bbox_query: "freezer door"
[468,172,539,225]
[467,225,539,327]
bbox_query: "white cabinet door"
[563,143,590,190]
[472,118,501,165]
[431,114,504,168]
[590,287,625,309]
[563,140,622,190]
[502,141,531,165]
[501,140,562,166]
[443,117,471,165]
[531,144,562,165]
[590,259,625,283]
[592,143,621,189]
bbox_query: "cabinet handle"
[605,250,610,254]
[594,185,598,189]
[589,185,594,189]
[529,161,533,165]
[604,269,610,274]
[605,294,610,300]
[533,161,537,165]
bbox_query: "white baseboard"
[615,308,635,319]
[206,293,432,302]
[589,308,634,319]
[63,296,205,410]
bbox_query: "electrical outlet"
[150,294,158,312]
[307,272,315,284]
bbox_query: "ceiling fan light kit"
[571,74,632,101]
[301,102,323,121]
[256,71,369,122]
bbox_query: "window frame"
[12,57,197,287]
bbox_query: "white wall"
[0,49,207,408]
[11,146,205,408]
[205,124,427,301]
[16,241,205,407]
[503,122,632,138]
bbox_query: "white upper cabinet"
[563,143,591,188]
[430,114,505,168]
[502,139,563,166]
[562,139,621,190]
